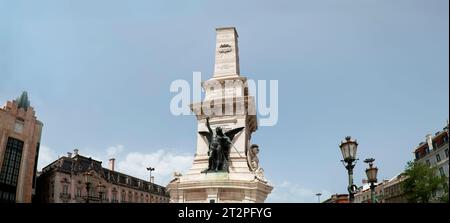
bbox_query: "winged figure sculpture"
[199,117,244,173]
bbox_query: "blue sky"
[0,0,448,202]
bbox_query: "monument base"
[167,172,272,203]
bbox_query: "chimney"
[73,149,79,156]
[109,158,115,171]
[67,152,72,158]
[426,134,433,150]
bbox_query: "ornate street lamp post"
[339,136,359,203]
[364,158,378,203]
[83,172,92,204]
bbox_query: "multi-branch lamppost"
[147,167,155,183]
[315,193,322,203]
[364,158,378,203]
[147,166,155,193]
[339,136,359,203]
[83,172,92,204]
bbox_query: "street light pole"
[346,162,356,203]
[339,136,359,203]
[364,158,378,203]
[370,182,376,203]
[315,193,322,203]
[147,166,155,201]
[147,167,155,183]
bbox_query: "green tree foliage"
[402,161,448,203]
[439,182,449,203]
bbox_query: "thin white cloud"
[267,181,332,203]
[106,144,124,158]
[115,149,193,186]
[37,145,57,171]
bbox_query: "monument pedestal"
[168,172,272,203]
[167,27,273,203]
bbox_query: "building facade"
[35,150,169,203]
[354,175,408,203]
[354,123,449,203]
[323,194,349,203]
[382,173,407,203]
[414,126,449,178]
[354,180,388,203]
[413,124,449,200]
[0,92,43,203]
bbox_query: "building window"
[439,167,445,177]
[32,143,40,189]
[62,185,69,195]
[76,188,82,197]
[0,138,24,186]
[426,160,431,167]
[0,137,24,203]
[436,154,441,163]
[90,189,96,198]
[121,191,126,203]
[51,182,55,198]
[445,149,449,158]
[112,193,117,203]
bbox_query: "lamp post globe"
[339,136,358,162]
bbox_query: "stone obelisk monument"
[167,27,272,203]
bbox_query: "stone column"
[214,27,240,77]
